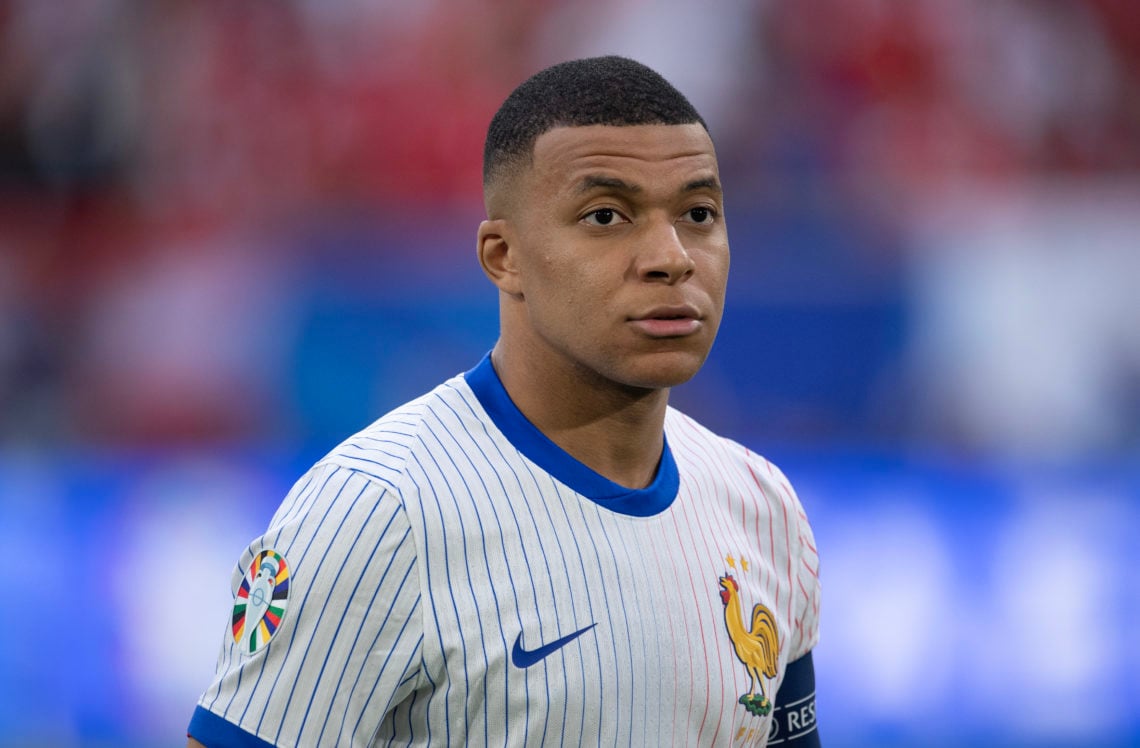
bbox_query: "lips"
[629,305,702,337]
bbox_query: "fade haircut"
[483,56,707,187]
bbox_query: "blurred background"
[1,0,1138,746]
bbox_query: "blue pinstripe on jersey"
[437,391,533,743]
[335,535,418,743]
[293,480,390,741]
[546,475,606,745]
[309,495,406,745]
[191,354,822,748]
[264,477,372,742]
[592,509,646,748]
[350,565,421,744]
[459,399,564,743]
[448,383,554,742]
[410,449,463,747]
[518,459,582,748]
[204,467,320,715]
[419,419,496,746]
[223,466,347,721]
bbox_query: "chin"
[618,350,707,390]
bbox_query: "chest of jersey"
[400,468,797,747]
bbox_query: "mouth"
[628,305,702,338]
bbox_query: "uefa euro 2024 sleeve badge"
[232,549,290,655]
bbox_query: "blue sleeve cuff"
[188,706,277,748]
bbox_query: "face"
[483,123,730,392]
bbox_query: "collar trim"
[463,352,678,517]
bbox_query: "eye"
[582,208,628,227]
[684,206,717,224]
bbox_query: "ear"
[477,219,523,297]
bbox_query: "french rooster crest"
[718,568,779,718]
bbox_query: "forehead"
[528,123,719,193]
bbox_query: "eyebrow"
[682,177,722,194]
[576,175,642,194]
[575,175,722,196]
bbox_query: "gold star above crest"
[741,558,750,573]
[726,554,736,570]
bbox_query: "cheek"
[704,244,731,295]
[534,267,599,320]
[526,259,613,340]
[524,251,572,300]
[528,241,606,303]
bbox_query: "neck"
[491,344,670,490]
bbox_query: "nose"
[635,218,695,283]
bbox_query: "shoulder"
[315,372,487,493]
[664,406,802,507]
[665,406,821,653]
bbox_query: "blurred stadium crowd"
[1,0,1138,463]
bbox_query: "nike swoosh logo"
[511,623,597,668]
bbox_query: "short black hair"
[483,55,707,186]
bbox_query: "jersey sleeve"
[774,462,821,661]
[189,463,424,748]
[793,509,821,659]
[774,465,822,745]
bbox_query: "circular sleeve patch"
[232,549,290,655]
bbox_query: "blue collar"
[463,352,679,517]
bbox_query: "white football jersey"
[190,354,821,747]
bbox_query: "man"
[188,55,821,747]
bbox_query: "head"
[482,56,708,195]
[478,56,730,393]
